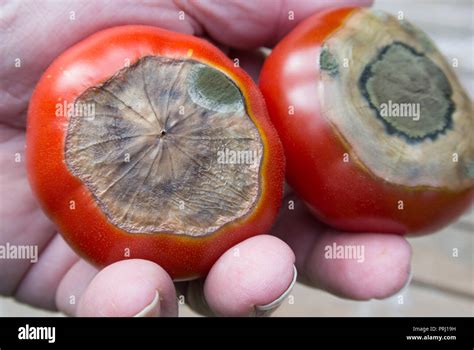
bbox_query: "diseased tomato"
[27,25,285,280]
[260,7,473,235]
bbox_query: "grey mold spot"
[359,42,454,143]
[320,45,339,77]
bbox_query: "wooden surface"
[0,0,472,317]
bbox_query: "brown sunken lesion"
[65,56,263,237]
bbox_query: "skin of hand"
[0,0,411,317]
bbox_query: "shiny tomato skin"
[260,7,473,235]
[27,25,285,280]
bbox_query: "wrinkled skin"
[0,0,411,317]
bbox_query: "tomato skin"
[27,25,285,280]
[260,7,473,235]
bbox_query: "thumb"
[76,259,178,317]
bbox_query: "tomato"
[27,25,285,280]
[260,7,473,235]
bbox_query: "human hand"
[0,0,410,317]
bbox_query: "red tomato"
[27,25,285,280]
[260,7,473,235]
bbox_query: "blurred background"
[1,0,473,316]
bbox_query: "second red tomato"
[260,7,473,235]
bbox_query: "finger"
[175,0,373,49]
[71,259,177,317]
[184,235,296,317]
[273,194,412,300]
[14,233,79,310]
[55,260,99,316]
[304,231,412,300]
[0,127,58,294]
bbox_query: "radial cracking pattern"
[65,56,263,236]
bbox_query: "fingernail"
[134,290,160,317]
[401,266,413,291]
[254,264,297,317]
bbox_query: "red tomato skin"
[27,26,285,280]
[260,7,473,235]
